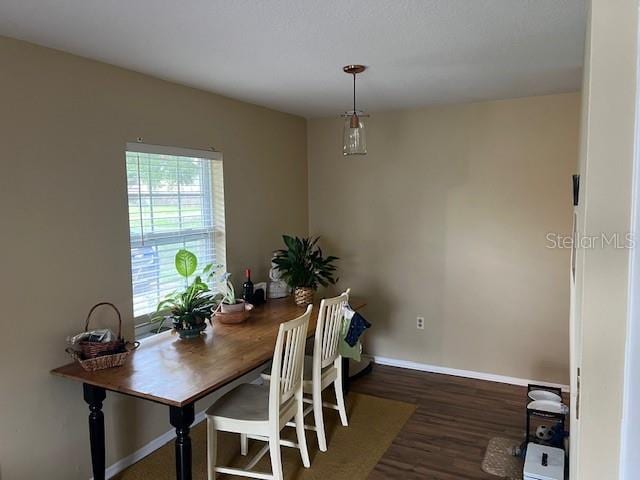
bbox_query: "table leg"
[169,404,195,480]
[342,357,350,394]
[83,384,106,480]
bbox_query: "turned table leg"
[169,403,195,480]
[83,384,106,480]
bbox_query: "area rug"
[481,437,524,480]
[113,392,415,479]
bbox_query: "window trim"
[125,142,222,161]
[135,319,165,338]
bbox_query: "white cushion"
[206,383,269,421]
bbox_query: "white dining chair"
[206,305,312,480]
[263,289,351,452]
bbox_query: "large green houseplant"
[151,249,220,339]
[272,235,338,306]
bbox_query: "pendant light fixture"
[342,65,368,156]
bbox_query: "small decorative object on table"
[66,302,139,371]
[213,269,253,324]
[250,281,267,305]
[242,268,254,301]
[273,235,339,306]
[151,249,219,339]
[268,251,291,299]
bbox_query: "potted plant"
[273,235,339,306]
[151,249,219,339]
[215,271,243,313]
[212,269,253,323]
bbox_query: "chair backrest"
[269,305,312,416]
[314,289,350,371]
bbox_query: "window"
[125,143,225,335]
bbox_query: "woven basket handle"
[84,302,122,339]
[65,347,81,361]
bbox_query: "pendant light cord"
[353,73,357,113]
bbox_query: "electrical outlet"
[416,316,425,330]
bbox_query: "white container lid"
[529,390,562,403]
[524,443,565,480]
[527,400,569,414]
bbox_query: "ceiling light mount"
[343,64,366,75]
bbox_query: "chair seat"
[206,383,270,421]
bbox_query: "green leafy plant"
[273,235,338,290]
[175,249,199,278]
[151,249,220,333]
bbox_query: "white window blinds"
[125,143,226,321]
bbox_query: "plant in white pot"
[212,268,253,324]
[273,235,339,306]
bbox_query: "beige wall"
[308,93,580,384]
[574,0,636,478]
[0,36,307,479]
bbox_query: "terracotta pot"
[294,287,314,306]
[216,300,253,324]
[220,300,246,313]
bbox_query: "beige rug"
[481,437,524,480]
[113,392,415,479]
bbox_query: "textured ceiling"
[0,0,587,118]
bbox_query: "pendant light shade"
[343,111,366,155]
[342,65,368,156]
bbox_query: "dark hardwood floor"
[350,364,529,480]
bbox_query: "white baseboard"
[91,364,268,480]
[369,355,570,392]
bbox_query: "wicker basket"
[77,302,125,358]
[67,302,139,371]
[294,287,314,306]
[66,342,139,372]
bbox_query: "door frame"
[620,6,640,476]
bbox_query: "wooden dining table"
[51,296,366,480]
